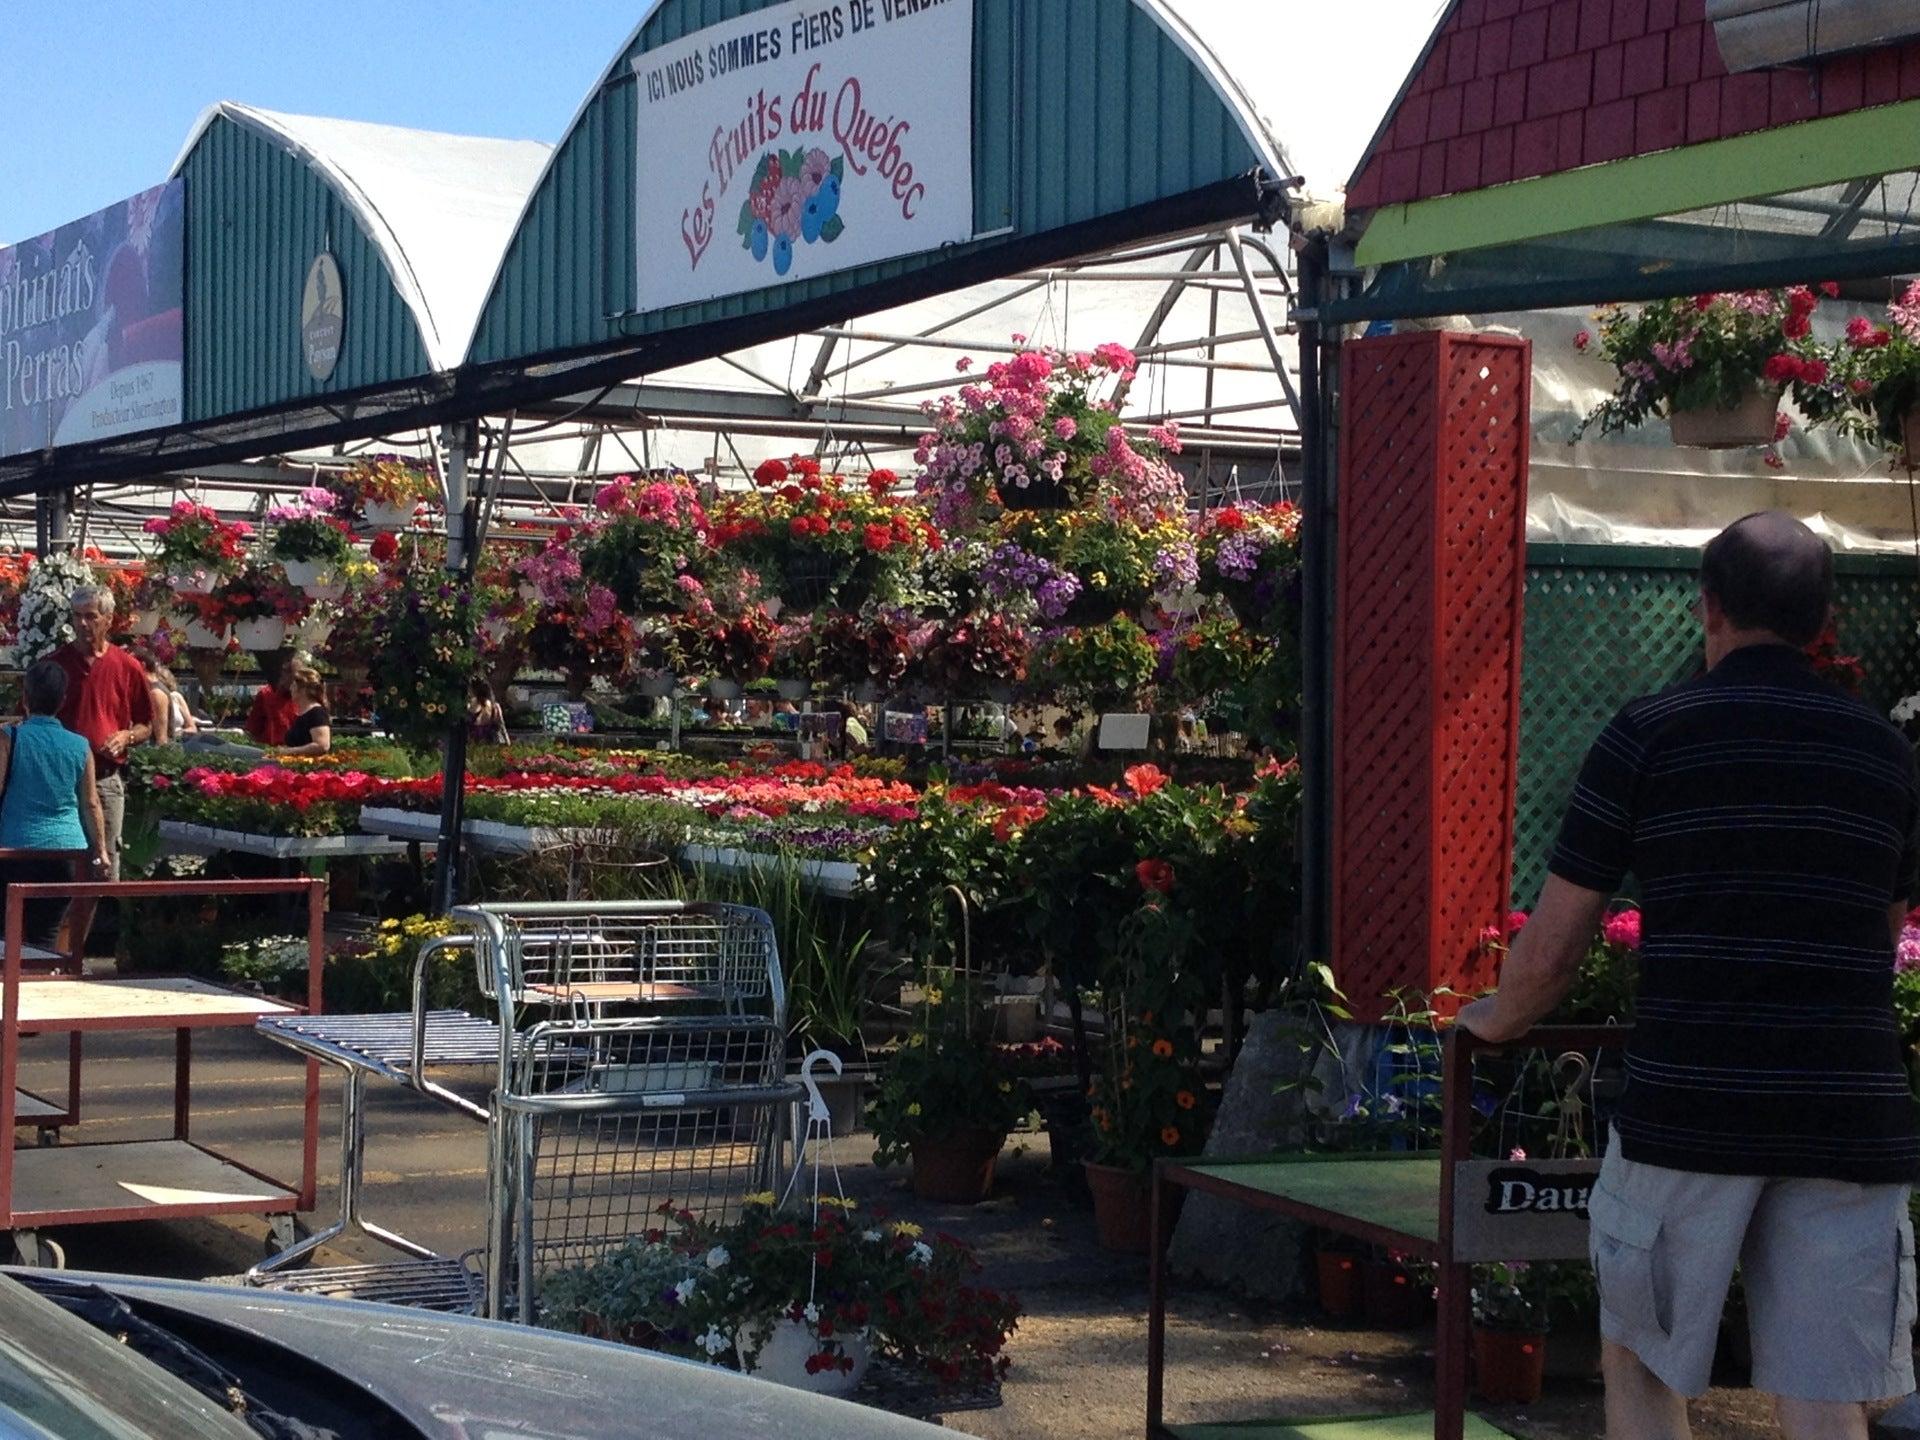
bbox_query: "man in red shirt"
[244,657,300,745]
[53,586,153,881]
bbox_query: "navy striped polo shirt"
[1551,641,1920,1184]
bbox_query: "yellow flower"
[742,1191,776,1207]
[892,1220,923,1238]
[379,918,399,930]
[1091,571,1109,588]
[906,1102,922,1117]
[998,1081,1012,1093]
[821,1195,857,1211]
[925,987,944,1006]
[908,1033,925,1048]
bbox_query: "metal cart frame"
[0,877,323,1262]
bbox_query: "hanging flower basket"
[307,577,346,603]
[233,617,287,652]
[171,566,217,597]
[183,618,228,650]
[297,615,334,648]
[281,558,331,592]
[128,610,161,637]
[1667,386,1782,449]
[737,1319,871,1397]
[706,677,743,701]
[362,498,418,532]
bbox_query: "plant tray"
[157,821,413,859]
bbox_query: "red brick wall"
[1348,0,1920,210]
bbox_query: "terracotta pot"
[1667,386,1781,448]
[910,1127,1006,1203]
[1315,1248,1363,1319]
[1473,1327,1547,1404]
[1083,1161,1185,1254]
[1361,1259,1424,1329]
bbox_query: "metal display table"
[0,878,324,1266]
[1146,1026,1627,1440]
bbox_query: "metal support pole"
[1295,244,1335,977]
[1223,228,1303,430]
[431,424,478,915]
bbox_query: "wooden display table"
[1147,1026,1627,1440]
[0,878,323,1258]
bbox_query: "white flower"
[909,1241,933,1268]
[803,1302,820,1324]
[705,1245,731,1270]
[1894,693,1920,724]
[672,1278,697,1305]
[696,1325,730,1356]
[861,1229,883,1243]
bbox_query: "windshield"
[0,1275,259,1440]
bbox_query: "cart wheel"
[34,1127,56,1148]
[8,1232,64,1269]
[263,1215,313,1265]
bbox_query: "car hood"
[32,1270,948,1440]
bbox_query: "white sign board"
[631,0,975,311]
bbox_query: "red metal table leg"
[173,1028,191,1140]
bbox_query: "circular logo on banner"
[301,253,344,381]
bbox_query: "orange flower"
[1124,763,1168,796]
[1151,1038,1174,1059]
[1125,1034,1139,1050]
[1175,1090,1197,1110]
[1160,1125,1181,1148]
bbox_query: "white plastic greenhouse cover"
[166,102,553,371]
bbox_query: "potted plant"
[713,458,936,611]
[268,487,354,591]
[578,475,713,614]
[669,606,775,699]
[869,992,1031,1204]
[1000,509,1171,625]
[217,568,294,653]
[179,592,232,651]
[340,454,438,531]
[1471,1261,1548,1404]
[1362,1251,1431,1330]
[142,500,252,593]
[1314,1239,1365,1320]
[540,1196,1019,1397]
[805,610,911,699]
[1036,615,1158,709]
[12,551,98,666]
[914,343,1186,522]
[1195,502,1302,633]
[363,553,481,753]
[1795,287,1920,459]
[1576,287,1831,447]
[921,612,1030,701]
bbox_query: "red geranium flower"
[1135,858,1175,893]
[369,532,398,562]
[753,458,788,487]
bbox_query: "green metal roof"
[468,0,1281,370]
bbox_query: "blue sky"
[2,2,639,244]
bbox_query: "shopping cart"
[251,900,800,1321]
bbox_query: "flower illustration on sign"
[738,146,846,276]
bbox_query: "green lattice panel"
[1512,546,1920,906]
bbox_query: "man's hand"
[102,730,131,758]
[1455,994,1517,1043]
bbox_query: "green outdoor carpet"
[1163,1413,1512,1439]
[1181,1155,1443,1246]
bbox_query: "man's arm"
[1456,875,1611,1043]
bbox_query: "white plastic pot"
[362,498,418,532]
[775,678,808,702]
[737,1319,870,1397]
[707,678,743,701]
[281,558,330,593]
[128,611,161,637]
[233,617,287,651]
[183,619,228,649]
[171,567,216,597]
[306,577,346,603]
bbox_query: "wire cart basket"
[251,899,801,1323]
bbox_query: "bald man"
[1460,512,1920,1440]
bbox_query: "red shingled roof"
[1347,0,1920,210]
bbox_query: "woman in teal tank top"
[0,663,111,947]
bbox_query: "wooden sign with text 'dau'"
[1450,1159,1600,1263]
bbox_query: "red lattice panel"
[1333,331,1531,1021]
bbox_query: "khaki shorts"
[1589,1132,1916,1402]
